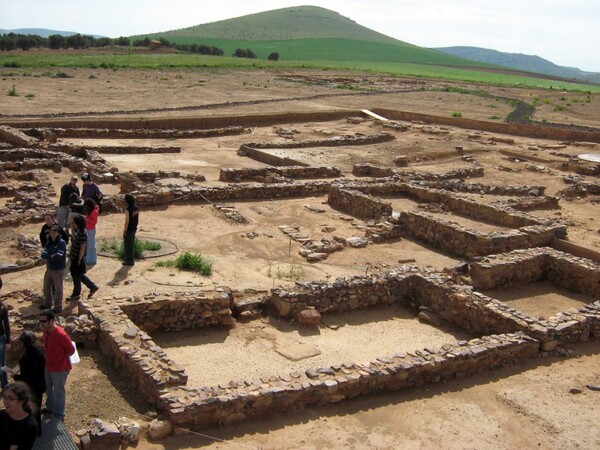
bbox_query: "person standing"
[67,215,98,301]
[14,331,46,436]
[0,381,39,449]
[0,296,10,389]
[123,194,140,266]
[57,176,79,229]
[39,213,69,248]
[83,198,99,266]
[40,225,67,314]
[39,310,74,421]
[81,173,103,213]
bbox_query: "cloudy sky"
[1,0,599,72]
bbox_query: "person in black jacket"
[57,176,79,228]
[13,331,45,435]
[0,297,10,389]
[39,213,69,248]
[0,381,39,449]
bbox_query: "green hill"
[138,5,485,67]
[157,5,398,43]
[436,46,600,84]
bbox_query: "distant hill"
[0,28,105,38]
[436,46,600,84]
[157,5,398,43]
[140,5,489,67]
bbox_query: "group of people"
[40,174,140,313]
[0,174,141,448]
[1,277,76,449]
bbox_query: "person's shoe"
[122,262,134,266]
[38,304,52,310]
[52,307,62,314]
[88,286,99,299]
[65,295,80,302]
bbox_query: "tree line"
[0,33,280,60]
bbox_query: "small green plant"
[489,115,500,120]
[554,105,566,111]
[267,264,304,280]
[156,251,212,276]
[54,71,73,78]
[7,85,18,96]
[101,238,161,260]
[452,111,462,118]
[3,61,19,68]
[25,93,35,99]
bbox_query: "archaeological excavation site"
[1,71,600,448]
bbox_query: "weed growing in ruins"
[100,238,161,260]
[452,111,462,117]
[156,251,212,276]
[267,264,304,280]
[6,85,18,96]
[25,93,35,99]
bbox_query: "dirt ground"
[1,67,600,449]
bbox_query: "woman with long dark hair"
[14,331,45,435]
[123,194,140,266]
[67,215,98,301]
[0,381,39,449]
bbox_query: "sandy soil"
[1,66,599,449]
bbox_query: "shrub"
[7,85,18,96]
[452,111,462,117]
[268,52,279,61]
[100,238,161,260]
[156,251,212,276]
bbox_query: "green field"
[1,51,599,93]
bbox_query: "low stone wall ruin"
[161,332,538,430]
[395,211,561,257]
[31,126,247,139]
[219,166,342,182]
[470,247,600,296]
[327,186,393,220]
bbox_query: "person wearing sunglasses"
[40,225,67,314]
[0,381,39,449]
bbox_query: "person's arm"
[2,304,10,347]
[123,210,129,235]
[79,241,86,264]
[41,242,50,260]
[39,226,47,247]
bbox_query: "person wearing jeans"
[39,309,74,420]
[40,225,67,313]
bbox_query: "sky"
[1,0,599,72]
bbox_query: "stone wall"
[49,143,181,154]
[35,126,246,139]
[161,333,538,430]
[373,108,600,143]
[327,186,393,220]
[238,144,308,167]
[246,132,395,149]
[0,125,39,147]
[470,247,600,296]
[117,291,234,333]
[220,166,342,182]
[395,211,560,257]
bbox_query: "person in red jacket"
[39,310,74,420]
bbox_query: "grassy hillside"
[162,36,489,66]
[437,46,600,84]
[154,5,399,43]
